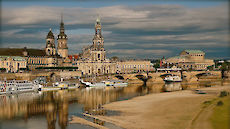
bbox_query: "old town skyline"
[0,0,229,59]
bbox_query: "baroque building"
[72,18,151,76]
[162,50,214,70]
[0,17,68,72]
[0,56,27,72]
[76,18,116,75]
[116,60,151,74]
[0,16,151,74]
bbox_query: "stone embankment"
[0,70,81,81]
[0,70,225,84]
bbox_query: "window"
[98,54,100,60]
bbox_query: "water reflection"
[0,81,228,129]
[163,82,182,92]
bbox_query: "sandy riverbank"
[71,85,230,129]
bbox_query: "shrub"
[217,101,224,106]
[219,91,228,97]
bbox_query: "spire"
[59,13,65,35]
[96,17,100,23]
[47,28,54,39]
[61,13,63,23]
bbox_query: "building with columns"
[0,56,27,72]
[162,50,214,70]
[75,18,116,75]
[72,18,151,76]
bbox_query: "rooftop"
[168,56,186,60]
[0,56,26,61]
[0,48,46,56]
[184,50,204,54]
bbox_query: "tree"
[110,56,119,61]
[153,60,160,68]
[221,62,230,71]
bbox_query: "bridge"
[114,71,222,84]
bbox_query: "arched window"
[98,54,100,60]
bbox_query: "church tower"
[45,28,56,56]
[57,15,68,58]
[93,17,104,50]
[91,17,106,61]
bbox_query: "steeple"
[57,13,67,39]
[95,16,101,36]
[92,17,104,50]
[45,28,56,56]
[60,13,65,34]
[96,16,100,24]
[57,13,68,58]
[46,28,54,39]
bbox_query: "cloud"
[1,3,229,59]
[109,49,171,55]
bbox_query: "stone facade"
[0,17,67,71]
[72,18,152,76]
[75,18,116,76]
[0,56,27,72]
[0,17,152,75]
[116,60,151,73]
[163,50,214,70]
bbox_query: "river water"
[0,81,227,129]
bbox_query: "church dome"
[46,28,54,39]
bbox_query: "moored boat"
[0,80,42,94]
[163,75,182,82]
[80,79,128,87]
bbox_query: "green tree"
[221,62,230,71]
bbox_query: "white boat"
[80,79,128,87]
[41,82,79,91]
[0,80,42,94]
[53,82,68,89]
[68,83,80,89]
[164,75,182,82]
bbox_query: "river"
[0,81,226,129]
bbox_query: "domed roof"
[46,28,54,39]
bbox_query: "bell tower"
[45,28,56,56]
[57,14,68,58]
[93,17,104,50]
[91,17,106,61]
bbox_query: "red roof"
[68,55,79,60]
[73,55,79,59]
[68,55,73,60]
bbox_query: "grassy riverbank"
[210,96,230,129]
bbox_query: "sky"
[0,0,229,59]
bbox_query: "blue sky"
[2,0,225,8]
[0,0,229,59]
